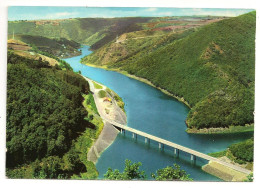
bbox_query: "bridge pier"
[191,154,196,163]
[174,148,179,157]
[132,133,137,139]
[145,137,150,144]
[120,129,125,135]
[159,143,164,150]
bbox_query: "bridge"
[84,76,252,176]
[111,121,252,175]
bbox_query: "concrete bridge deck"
[110,122,252,175]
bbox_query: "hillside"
[6,50,103,179]
[9,35,81,58]
[8,16,225,51]
[83,12,255,130]
[8,17,153,50]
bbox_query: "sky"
[8,7,254,21]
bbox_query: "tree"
[244,173,253,182]
[104,160,192,181]
[104,159,146,180]
[151,164,192,181]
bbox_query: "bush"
[98,90,106,98]
[229,138,254,162]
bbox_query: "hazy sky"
[8,7,254,21]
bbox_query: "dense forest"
[6,52,100,178]
[84,11,256,130]
[9,35,81,58]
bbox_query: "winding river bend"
[65,45,253,181]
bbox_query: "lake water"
[65,45,253,181]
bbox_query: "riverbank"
[202,161,248,181]
[186,124,254,134]
[83,62,191,109]
[83,62,254,135]
[84,77,127,164]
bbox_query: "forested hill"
[11,35,81,58]
[6,51,100,179]
[8,17,153,50]
[83,11,256,130]
[8,16,225,51]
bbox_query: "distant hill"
[8,17,152,50]
[8,38,60,66]
[9,35,81,58]
[8,16,225,50]
[83,11,256,130]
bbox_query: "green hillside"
[6,52,101,179]
[83,12,255,130]
[8,16,224,51]
[8,17,153,50]
[11,34,81,58]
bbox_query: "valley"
[6,9,255,181]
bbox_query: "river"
[65,45,253,181]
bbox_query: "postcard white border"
[0,1,259,188]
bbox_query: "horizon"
[8,7,254,21]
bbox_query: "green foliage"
[98,90,106,98]
[104,160,192,181]
[6,156,65,179]
[208,138,254,167]
[151,164,192,181]
[28,44,73,70]
[244,173,253,182]
[85,11,255,129]
[6,151,87,179]
[105,88,125,111]
[16,35,81,58]
[9,17,153,50]
[6,52,98,179]
[93,82,103,89]
[208,150,227,158]
[84,94,99,115]
[104,159,146,180]
[229,138,254,163]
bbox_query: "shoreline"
[186,124,254,134]
[82,66,252,181]
[83,62,191,109]
[83,62,254,135]
[84,77,127,164]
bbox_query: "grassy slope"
[84,12,255,129]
